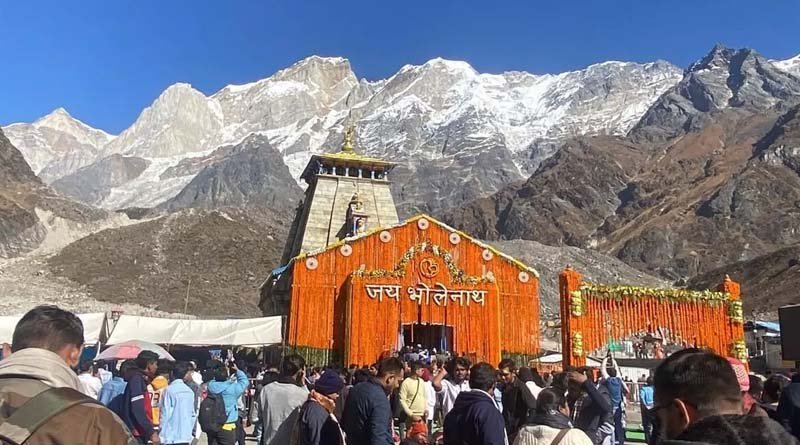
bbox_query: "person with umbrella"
[119,350,161,445]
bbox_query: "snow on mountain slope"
[3,108,115,182]
[773,53,800,77]
[6,55,685,213]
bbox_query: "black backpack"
[198,392,228,433]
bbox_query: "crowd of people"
[2,305,800,445]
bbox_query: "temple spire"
[342,125,356,153]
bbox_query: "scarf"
[309,389,336,414]
[530,410,573,430]
[0,348,81,390]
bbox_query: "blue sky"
[1,0,798,133]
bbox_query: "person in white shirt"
[96,361,113,385]
[432,356,471,419]
[422,368,437,432]
[188,360,203,386]
[78,360,102,399]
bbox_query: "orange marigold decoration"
[559,267,746,368]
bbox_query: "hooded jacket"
[0,348,136,445]
[120,368,155,439]
[443,389,507,445]
[513,411,594,445]
[661,414,799,445]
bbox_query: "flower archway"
[559,267,746,368]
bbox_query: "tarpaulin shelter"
[106,315,282,347]
[0,313,108,346]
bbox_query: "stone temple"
[260,127,541,365]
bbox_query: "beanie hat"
[314,370,345,396]
[726,357,750,392]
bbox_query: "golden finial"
[342,125,355,153]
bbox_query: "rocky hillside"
[0,127,105,258]
[47,208,286,317]
[445,46,800,281]
[687,244,800,316]
[52,154,150,205]
[158,134,303,213]
[490,239,666,316]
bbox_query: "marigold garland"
[352,242,493,285]
[561,267,746,369]
[579,284,731,303]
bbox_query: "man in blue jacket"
[341,357,404,445]
[443,362,507,445]
[159,361,197,445]
[120,351,160,445]
[99,360,135,412]
[206,361,249,445]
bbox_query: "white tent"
[106,315,282,347]
[530,353,603,367]
[0,313,107,345]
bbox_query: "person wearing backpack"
[0,305,136,445]
[202,361,249,445]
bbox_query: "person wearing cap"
[292,369,346,445]
[725,357,768,418]
[653,348,797,445]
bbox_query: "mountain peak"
[33,107,114,140]
[689,45,759,73]
[421,57,477,74]
[160,82,198,95]
[50,107,71,117]
[295,55,349,66]
[36,107,74,125]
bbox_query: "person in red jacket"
[120,350,160,445]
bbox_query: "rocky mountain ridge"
[5,55,684,216]
[445,46,800,283]
[0,127,105,258]
[3,108,114,182]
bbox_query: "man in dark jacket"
[341,357,404,445]
[567,368,612,445]
[443,362,506,445]
[296,369,346,445]
[654,348,798,445]
[120,350,160,445]
[498,358,535,441]
[778,373,800,440]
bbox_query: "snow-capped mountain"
[3,108,115,182]
[6,55,684,213]
[773,53,800,77]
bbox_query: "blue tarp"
[270,264,290,277]
[755,321,780,333]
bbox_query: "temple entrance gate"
[402,323,454,352]
[559,266,746,368]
